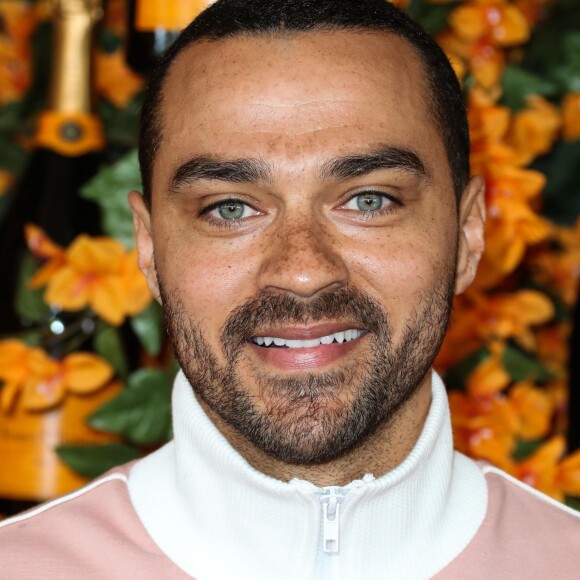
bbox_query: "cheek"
[154,229,262,326]
[344,224,455,329]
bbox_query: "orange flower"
[535,324,571,376]
[506,96,562,166]
[438,32,505,92]
[0,340,36,412]
[0,169,13,197]
[514,0,552,26]
[557,451,580,497]
[513,436,565,499]
[528,219,580,306]
[450,390,518,470]
[95,49,144,108]
[28,229,152,326]
[0,340,114,413]
[466,341,511,398]
[509,382,555,440]
[562,92,580,142]
[449,0,530,47]
[0,2,37,104]
[443,290,554,360]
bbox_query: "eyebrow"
[168,145,429,193]
[169,157,273,192]
[319,146,430,182]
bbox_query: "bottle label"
[35,111,105,157]
[135,0,214,31]
[0,381,122,502]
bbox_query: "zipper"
[319,487,345,554]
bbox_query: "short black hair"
[139,0,469,207]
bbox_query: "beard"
[159,272,455,465]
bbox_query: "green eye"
[218,202,245,220]
[356,193,384,211]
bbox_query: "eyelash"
[198,191,403,228]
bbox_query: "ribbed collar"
[128,370,487,579]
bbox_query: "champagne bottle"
[125,0,213,75]
[0,0,104,335]
[0,0,121,517]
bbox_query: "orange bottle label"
[135,0,214,31]
[35,111,105,157]
[0,381,122,502]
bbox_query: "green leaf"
[513,438,544,461]
[14,254,51,324]
[531,141,580,226]
[88,369,172,445]
[551,32,580,92]
[80,150,142,248]
[500,65,558,111]
[565,496,580,512]
[443,347,489,391]
[99,30,122,54]
[94,324,129,379]
[502,344,554,383]
[56,443,141,479]
[130,300,164,355]
[0,135,27,173]
[99,98,143,149]
[407,0,456,36]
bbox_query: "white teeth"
[252,329,364,348]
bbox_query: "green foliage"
[407,0,456,36]
[80,149,141,248]
[56,443,141,479]
[0,135,26,172]
[444,347,489,391]
[94,324,129,380]
[502,344,555,383]
[14,253,51,324]
[88,369,173,445]
[500,65,559,112]
[532,141,580,227]
[513,438,544,461]
[130,301,164,356]
[99,98,142,149]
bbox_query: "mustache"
[221,286,389,356]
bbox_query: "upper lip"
[250,322,364,340]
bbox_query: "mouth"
[251,328,365,349]
[246,324,368,371]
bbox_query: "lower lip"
[247,338,363,371]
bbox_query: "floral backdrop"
[1,0,580,507]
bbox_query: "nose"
[257,215,349,298]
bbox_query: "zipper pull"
[320,488,344,554]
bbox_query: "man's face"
[131,31,484,463]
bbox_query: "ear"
[128,191,162,303]
[455,175,486,295]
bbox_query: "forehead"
[156,30,448,187]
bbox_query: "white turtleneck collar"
[127,370,487,579]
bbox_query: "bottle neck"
[48,0,100,113]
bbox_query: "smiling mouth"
[250,329,366,349]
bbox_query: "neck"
[199,373,432,487]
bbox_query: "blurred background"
[1,0,580,518]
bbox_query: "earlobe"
[128,190,162,303]
[455,175,486,295]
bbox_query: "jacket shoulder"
[436,463,580,579]
[0,465,188,579]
